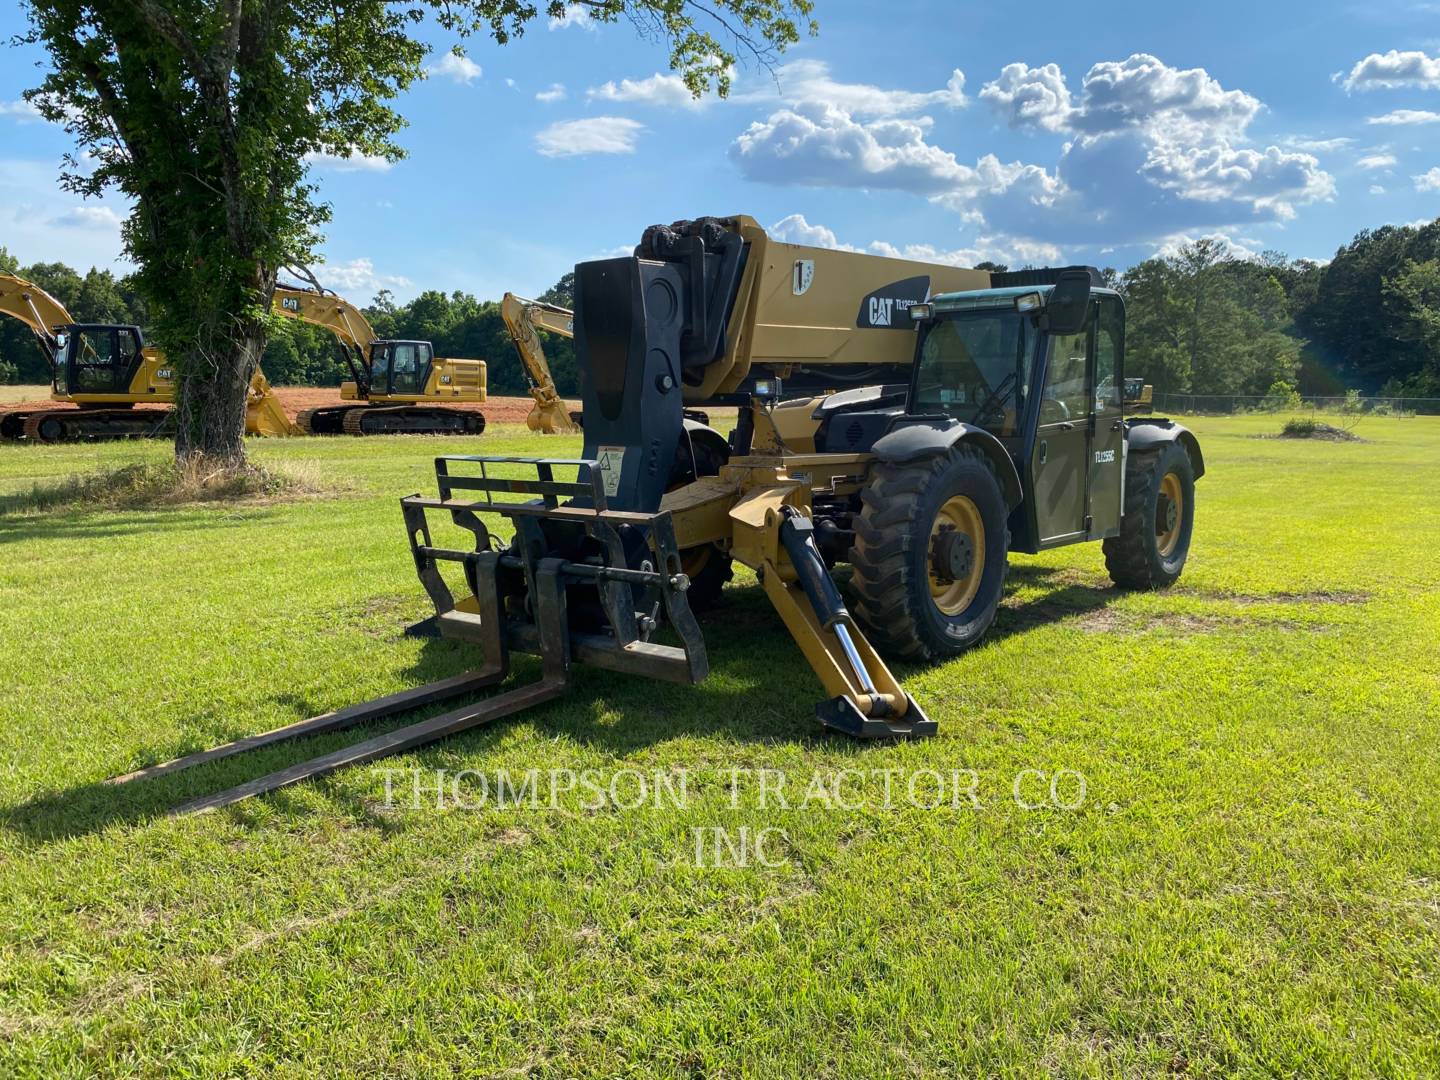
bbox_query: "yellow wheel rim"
[928,495,986,616]
[1157,472,1184,557]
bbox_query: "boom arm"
[0,272,74,368]
[500,292,577,434]
[272,283,378,390]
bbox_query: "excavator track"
[295,406,353,435]
[0,410,32,439]
[340,405,485,436]
[19,406,175,442]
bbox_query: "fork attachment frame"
[402,454,709,687]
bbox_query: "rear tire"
[849,444,1010,660]
[1104,441,1195,589]
[668,427,732,610]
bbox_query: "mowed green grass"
[0,413,1437,1077]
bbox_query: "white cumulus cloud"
[1367,109,1440,125]
[1342,50,1440,91]
[732,102,1058,201]
[535,116,644,157]
[0,99,43,122]
[427,53,481,85]
[588,73,703,109]
[1356,152,1398,169]
[305,150,392,172]
[767,213,859,250]
[50,205,123,230]
[1415,167,1440,192]
[752,59,966,118]
[548,5,595,30]
[535,83,567,104]
[316,258,412,296]
[980,62,1073,132]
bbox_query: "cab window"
[1094,298,1123,414]
[72,329,120,392]
[1039,330,1090,424]
[911,311,1033,436]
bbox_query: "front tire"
[1104,441,1196,589]
[849,444,1011,660]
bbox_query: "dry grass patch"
[0,455,335,515]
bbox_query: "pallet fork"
[111,449,926,814]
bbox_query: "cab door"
[1087,296,1125,538]
[1029,326,1092,545]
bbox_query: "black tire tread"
[1103,443,1193,589]
[848,444,1010,660]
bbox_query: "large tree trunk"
[173,318,267,468]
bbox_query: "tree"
[1384,259,1440,357]
[538,271,575,309]
[20,0,817,470]
[1294,220,1440,392]
[1119,240,1303,397]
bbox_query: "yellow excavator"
[500,292,579,434]
[0,272,296,441]
[272,272,487,435]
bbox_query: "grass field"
[1,413,1437,1077]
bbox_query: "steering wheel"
[1039,396,1071,424]
[972,373,1016,427]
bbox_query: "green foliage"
[1282,417,1317,437]
[1341,388,1364,415]
[0,359,16,385]
[1260,378,1302,412]
[1295,220,1440,392]
[18,0,816,460]
[1120,239,1304,396]
[538,271,575,309]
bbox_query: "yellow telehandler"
[119,216,1201,812]
[272,272,487,435]
[0,272,296,441]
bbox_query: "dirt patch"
[1181,589,1370,606]
[1274,420,1366,442]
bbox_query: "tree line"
[1,246,576,396]
[5,218,1436,399]
[1115,218,1440,401]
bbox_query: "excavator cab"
[369,340,433,397]
[53,324,150,397]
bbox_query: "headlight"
[1014,292,1044,314]
[909,303,933,321]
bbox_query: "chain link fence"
[1152,393,1440,417]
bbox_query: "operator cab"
[53,323,148,397]
[907,271,1127,551]
[367,340,433,397]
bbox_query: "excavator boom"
[0,272,71,367]
[500,292,578,434]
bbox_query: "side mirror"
[1041,268,1092,335]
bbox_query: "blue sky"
[1,0,1437,302]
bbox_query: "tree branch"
[119,0,209,79]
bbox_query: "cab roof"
[929,283,1121,306]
